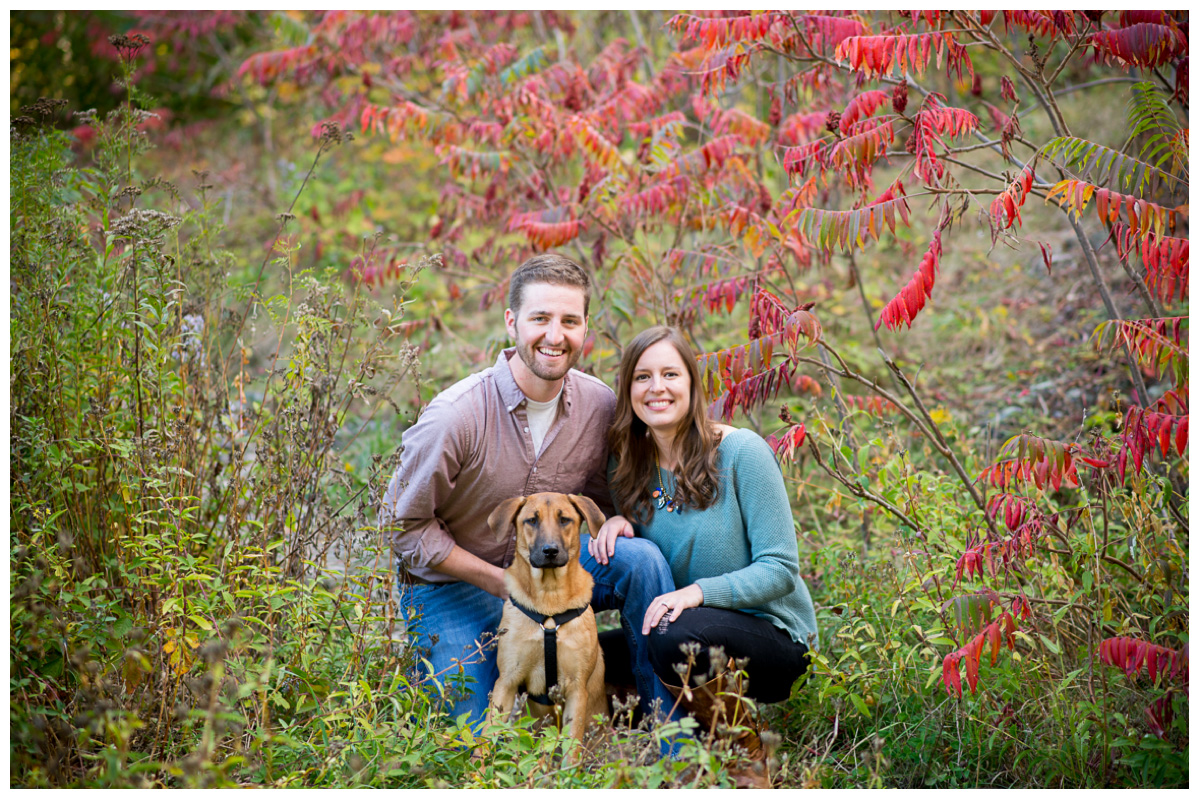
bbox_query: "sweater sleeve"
[694,433,800,609]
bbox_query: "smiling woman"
[630,340,692,440]
[595,325,818,788]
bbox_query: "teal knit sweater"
[621,428,819,650]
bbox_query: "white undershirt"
[524,386,562,455]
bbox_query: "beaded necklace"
[651,450,683,513]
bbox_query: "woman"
[589,325,817,720]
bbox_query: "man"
[381,253,675,724]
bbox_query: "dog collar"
[508,598,590,707]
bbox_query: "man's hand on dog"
[642,584,704,635]
[588,515,634,565]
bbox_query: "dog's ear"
[488,496,526,544]
[567,495,606,540]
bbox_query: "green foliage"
[1126,81,1188,175]
[1040,136,1175,196]
[8,76,426,788]
[10,11,129,117]
[10,11,262,124]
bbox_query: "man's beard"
[516,338,578,382]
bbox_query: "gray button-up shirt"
[381,348,615,583]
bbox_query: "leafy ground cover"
[10,11,1188,788]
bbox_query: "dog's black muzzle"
[528,536,570,569]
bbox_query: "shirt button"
[524,426,529,432]
[533,467,537,473]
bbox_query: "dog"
[485,493,607,751]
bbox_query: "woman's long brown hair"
[608,326,722,525]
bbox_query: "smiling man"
[381,254,676,725]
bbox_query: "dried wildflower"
[140,176,180,199]
[108,208,182,240]
[108,33,151,59]
[124,108,161,126]
[21,98,69,120]
[319,120,353,147]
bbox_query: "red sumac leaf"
[990,166,1037,231]
[965,649,980,694]
[1098,636,1189,684]
[666,12,782,50]
[942,610,1019,698]
[876,230,943,331]
[839,89,890,133]
[943,653,963,698]
[1091,23,1188,70]
[835,32,973,80]
[766,422,807,464]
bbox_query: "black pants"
[601,607,810,705]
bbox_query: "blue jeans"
[397,532,678,725]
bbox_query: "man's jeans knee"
[579,532,680,720]
[397,578,504,725]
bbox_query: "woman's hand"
[642,584,703,635]
[588,514,634,565]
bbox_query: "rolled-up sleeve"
[381,400,467,570]
[580,394,616,517]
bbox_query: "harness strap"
[508,598,589,706]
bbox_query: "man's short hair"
[507,253,592,317]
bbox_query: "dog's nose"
[529,535,569,568]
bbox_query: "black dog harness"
[507,598,590,706]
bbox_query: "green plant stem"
[847,253,903,398]
[804,437,922,536]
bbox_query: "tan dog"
[486,493,607,750]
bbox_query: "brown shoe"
[659,662,774,789]
[729,760,772,789]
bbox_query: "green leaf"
[44,655,64,679]
[189,615,214,632]
[113,615,134,638]
[858,443,872,472]
[1037,633,1061,655]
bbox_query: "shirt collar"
[496,347,574,416]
